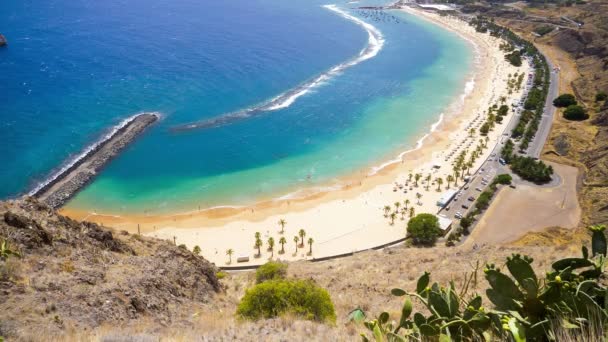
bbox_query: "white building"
[436,215,453,235]
[437,189,458,208]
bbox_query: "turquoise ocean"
[0,0,472,214]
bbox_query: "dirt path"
[465,162,580,246]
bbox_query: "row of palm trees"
[383,200,416,225]
[253,228,313,259]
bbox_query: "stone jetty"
[31,113,159,208]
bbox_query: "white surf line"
[171,4,385,131]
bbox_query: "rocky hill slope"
[0,197,220,340]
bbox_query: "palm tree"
[466,161,473,175]
[446,175,454,189]
[383,205,391,217]
[298,229,306,248]
[254,232,261,248]
[453,166,460,186]
[404,199,410,210]
[394,201,401,212]
[416,192,422,205]
[293,236,299,253]
[425,174,432,191]
[279,237,287,254]
[268,237,275,257]
[307,238,314,255]
[193,245,201,255]
[278,219,286,234]
[414,173,421,187]
[408,173,413,183]
[485,136,490,148]
[436,177,443,191]
[468,128,475,138]
[409,207,415,218]
[389,212,397,225]
[254,238,262,257]
[226,248,234,264]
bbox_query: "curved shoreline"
[60,6,534,267]
[170,4,384,132]
[62,10,488,225]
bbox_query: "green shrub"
[237,279,336,322]
[596,92,607,102]
[563,104,588,121]
[475,191,493,211]
[255,261,287,284]
[407,214,443,246]
[494,174,512,185]
[216,271,227,280]
[534,25,554,36]
[510,156,553,184]
[362,224,608,342]
[553,93,577,107]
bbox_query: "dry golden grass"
[38,228,588,341]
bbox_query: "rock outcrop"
[0,197,220,340]
[0,34,6,47]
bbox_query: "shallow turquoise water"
[0,0,471,214]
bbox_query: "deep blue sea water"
[0,0,472,214]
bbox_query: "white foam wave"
[172,4,385,131]
[265,4,385,111]
[368,113,445,176]
[28,112,161,196]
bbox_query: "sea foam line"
[171,4,385,132]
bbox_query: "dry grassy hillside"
[0,197,591,341]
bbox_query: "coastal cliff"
[0,34,7,47]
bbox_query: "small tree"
[226,248,234,264]
[307,238,314,255]
[409,207,415,218]
[192,245,201,255]
[279,236,286,254]
[563,105,588,121]
[446,175,454,189]
[383,205,391,217]
[293,236,299,253]
[414,173,421,187]
[407,213,442,246]
[278,219,286,234]
[596,92,607,102]
[298,229,306,248]
[436,177,443,191]
[255,238,263,257]
[268,237,275,257]
[389,212,397,225]
[553,93,577,107]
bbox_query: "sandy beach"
[61,7,532,266]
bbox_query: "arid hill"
[0,197,220,340]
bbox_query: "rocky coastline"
[32,113,159,208]
[0,34,7,47]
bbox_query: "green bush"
[534,25,554,36]
[494,174,512,185]
[475,191,493,211]
[553,93,577,107]
[362,225,608,342]
[407,214,443,246]
[505,50,522,67]
[510,156,553,184]
[237,279,336,322]
[563,104,588,121]
[255,261,287,284]
[596,92,607,102]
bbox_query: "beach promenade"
[60,8,534,267]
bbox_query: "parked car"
[468,196,475,201]
[462,204,469,209]
[509,184,516,189]
[475,187,483,192]
[455,212,463,219]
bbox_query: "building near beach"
[437,189,458,208]
[436,215,453,235]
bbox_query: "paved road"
[528,56,559,158]
[440,54,558,223]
